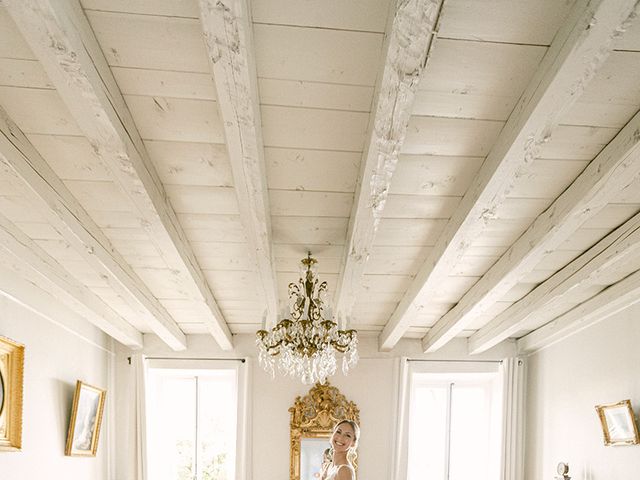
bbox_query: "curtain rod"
[406,359,502,364]
[128,356,246,364]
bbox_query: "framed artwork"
[595,399,640,446]
[0,335,24,452]
[65,380,106,456]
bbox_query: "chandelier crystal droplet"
[256,253,358,384]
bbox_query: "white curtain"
[132,353,148,480]
[391,357,410,480]
[500,357,526,480]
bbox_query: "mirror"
[289,382,360,480]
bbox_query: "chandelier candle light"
[256,254,358,384]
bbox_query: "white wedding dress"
[323,463,355,480]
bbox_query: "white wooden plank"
[438,0,575,45]
[85,10,210,71]
[15,222,60,240]
[402,117,505,156]
[375,218,448,247]
[123,95,225,143]
[0,87,81,135]
[416,38,547,105]
[254,23,384,85]
[64,180,132,212]
[380,0,640,350]
[382,195,460,220]
[412,90,515,122]
[113,67,217,100]
[270,191,353,218]
[391,154,484,196]
[265,148,360,193]
[275,256,342,274]
[517,269,640,354]
[470,218,531,248]
[333,0,443,326]
[259,79,374,113]
[251,0,391,32]
[0,58,52,88]
[28,134,112,181]
[144,140,233,187]
[0,213,143,347]
[508,159,589,199]
[0,194,47,223]
[581,204,639,229]
[0,105,187,349]
[362,274,413,293]
[81,0,200,17]
[163,186,238,215]
[261,106,369,152]
[271,216,348,245]
[558,228,613,251]
[425,105,640,352]
[4,1,234,349]
[468,212,640,353]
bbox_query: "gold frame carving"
[595,399,640,446]
[0,335,24,452]
[289,382,360,480]
[65,380,107,456]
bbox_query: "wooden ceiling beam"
[0,106,185,350]
[5,0,232,349]
[423,104,640,353]
[333,0,443,326]
[198,0,279,326]
[0,212,143,349]
[469,210,640,354]
[517,268,640,354]
[379,0,640,351]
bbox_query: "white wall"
[524,303,640,480]
[115,332,515,480]
[0,295,113,480]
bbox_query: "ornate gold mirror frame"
[289,382,360,480]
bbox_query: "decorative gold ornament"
[256,254,358,384]
[289,382,360,480]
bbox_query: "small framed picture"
[65,381,106,456]
[595,399,640,446]
[0,335,24,452]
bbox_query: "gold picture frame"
[289,382,360,480]
[595,399,640,446]
[65,380,106,456]
[0,335,24,452]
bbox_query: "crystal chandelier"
[256,254,358,384]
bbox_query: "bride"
[320,420,360,480]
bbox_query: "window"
[145,360,247,480]
[404,364,503,480]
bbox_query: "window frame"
[394,360,504,480]
[144,358,250,480]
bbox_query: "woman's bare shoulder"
[336,464,355,480]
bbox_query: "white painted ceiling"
[1,0,639,355]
